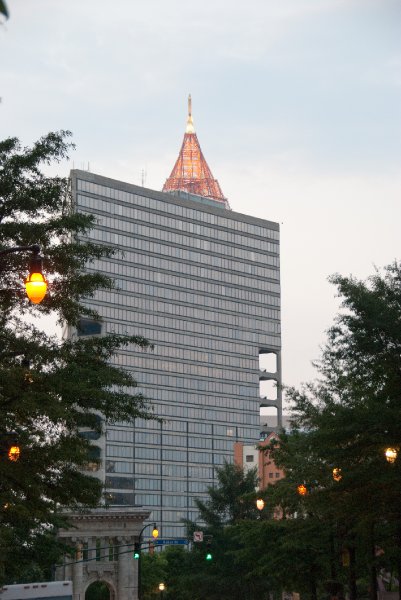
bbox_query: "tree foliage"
[0,132,154,583]
[265,263,401,600]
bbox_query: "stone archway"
[85,580,111,600]
[56,507,150,600]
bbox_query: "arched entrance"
[56,507,150,600]
[85,581,110,600]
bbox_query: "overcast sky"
[1,0,400,407]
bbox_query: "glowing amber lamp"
[297,484,307,496]
[25,271,47,304]
[25,249,47,304]
[385,448,398,464]
[256,498,265,511]
[8,445,21,462]
[152,524,159,539]
[332,467,342,482]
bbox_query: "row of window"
[129,370,257,397]
[111,419,258,441]
[137,344,258,371]
[100,292,279,329]
[77,193,280,253]
[104,476,203,493]
[106,433,236,451]
[113,261,280,296]
[94,279,280,316]
[105,460,219,479]
[76,181,280,240]
[85,299,280,348]
[114,266,280,297]
[144,402,259,426]
[96,439,235,464]
[136,386,260,412]
[95,249,279,283]
[92,289,280,331]
[104,322,279,356]
[132,494,209,508]
[115,354,256,384]
[114,343,257,372]
[83,227,279,268]
[133,419,257,439]
[161,525,190,538]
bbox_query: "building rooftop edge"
[70,169,280,231]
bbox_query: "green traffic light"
[134,551,140,559]
[206,552,212,561]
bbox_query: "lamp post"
[158,582,165,600]
[137,523,158,600]
[0,244,47,303]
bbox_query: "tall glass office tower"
[69,169,281,537]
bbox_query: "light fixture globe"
[256,498,265,511]
[25,248,47,304]
[297,484,307,496]
[152,524,159,539]
[385,448,398,464]
[332,467,342,482]
[25,271,47,304]
[8,445,21,462]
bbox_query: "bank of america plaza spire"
[162,95,229,208]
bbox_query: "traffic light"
[205,542,212,561]
[133,542,140,559]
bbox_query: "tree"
[0,132,154,583]
[0,0,8,20]
[268,263,401,600]
[195,461,260,528]
[174,462,272,600]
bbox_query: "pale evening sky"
[1,0,400,408]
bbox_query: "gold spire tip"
[186,93,195,134]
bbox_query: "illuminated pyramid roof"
[163,96,229,208]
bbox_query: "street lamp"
[7,445,21,462]
[256,498,265,511]
[137,523,159,600]
[385,448,398,464]
[0,244,47,303]
[159,582,165,599]
[297,484,307,496]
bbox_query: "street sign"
[155,538,188,546]
[193,531,203,542]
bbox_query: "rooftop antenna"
[186,94,195,134]
[141,168,147,187]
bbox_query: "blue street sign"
[155,538,188,546]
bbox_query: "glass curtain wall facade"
[69,170,281,538]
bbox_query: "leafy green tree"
[141,551,168,600]
[268,263,401,600]
[195,461,260,528]
[0,132,154,583]
[0,0,8,19]
[171,462,273,600]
